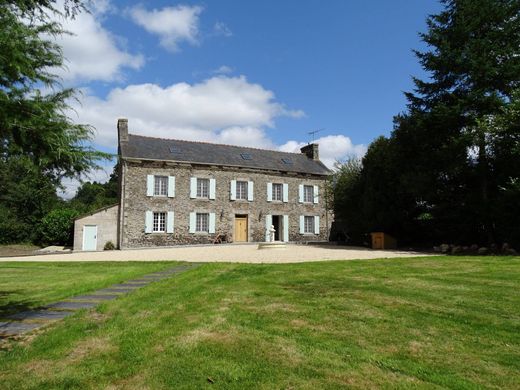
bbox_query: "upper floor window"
[272,183,283,201]
[303,185,314,203]
[197,178,209,198]
[153,212,166,233]
[147,175,175,198]
[154,176,168,196]
[236,181,248,200]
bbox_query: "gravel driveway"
[1,244,432,263]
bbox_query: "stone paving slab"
[110,283,147,288]
[95,287,135,294]
[1,264,201,338]
[46,301,98,311]
[0,321,43,336]
[7,310,73,321]
[69,294,119,301]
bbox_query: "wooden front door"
[234,215,248,242]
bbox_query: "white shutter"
[189,212,196,233]
[145,211,153,233]
[267,183,272,202]
[168,176,175,198]
[299,215,305,234]
[283,215,289,242]
[313,185,319,204]
[230,180,236,200]
[209,178,216,200]
[146,175,154,197]
[167,211,174,233]
[190,178,197,198]
[248,181,254,201]
[314,216,320,234]
[209,213,216,234]
[265,215,272,242]
[298,184,304,203]
[283,183,289,203]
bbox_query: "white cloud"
[279,135,367,168]
[213,65,233,75]
[51,1,143,82]
[69,75,304,147]
[213,21,232,37]
[129,4,203,52]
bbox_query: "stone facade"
[73,205,118,251]
[119,161,331,248]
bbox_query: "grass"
[0,262,179,317]
[0,256,519,389]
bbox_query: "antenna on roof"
[308,128,324,143]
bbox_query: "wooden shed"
[370,232,397,250]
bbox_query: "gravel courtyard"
[1,244,431,263]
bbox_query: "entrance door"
[83,225,97,251]
[234,215,248,242]
[272,215,281,241]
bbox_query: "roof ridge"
[128,133,308,156]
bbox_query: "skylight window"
[281,158,293,165]
[169,145,182,154]
[240,153,252,160]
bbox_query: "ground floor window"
[153,212,166,232]
[304,216,315,234]
[196,213,209,232]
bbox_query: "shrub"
[104,241,115,250]
[40,209,79,246]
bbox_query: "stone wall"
[73,205,119,251]
[120,161,332,248]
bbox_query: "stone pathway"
[0,263,200,338]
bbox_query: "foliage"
[39,208,79,245]
[103,241,115,250]
[0,0,110,181]
[0,156,60,244]
[335,0,520,247]
[68,164,119,213]
[0,1,113,245]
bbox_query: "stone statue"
[268,224,276,242]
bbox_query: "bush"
[40,209,79,246]
[104,241,115,250]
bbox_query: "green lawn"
[1,256,519,389]
[0,262,178,317]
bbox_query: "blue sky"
[57,0,442,195]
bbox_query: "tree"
[0,0,109,182]
[401,0,520,244]
[0,156,61,243]
[69,165,119,213]
[335,0,520,247]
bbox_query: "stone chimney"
[300,143,319,160]
[117,118,128,144]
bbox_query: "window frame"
[303,185,314,203]
[195,212,209,233]
[235,180,248,200]
[304,216,315,234]
[272,183,283,202]
[153,212,166,233]
[196,178,210,198]
[153,176,168,197]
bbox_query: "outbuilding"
[73,205,119,251]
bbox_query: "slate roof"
[120,134,331,176]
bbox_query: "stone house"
[74,119,332,251]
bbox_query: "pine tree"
[0,0,110,181]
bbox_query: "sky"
[56,0,442,197]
